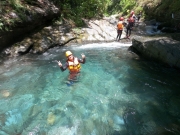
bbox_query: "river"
[0,42,180,135]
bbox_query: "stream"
[0,42,180,135]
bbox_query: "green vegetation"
[58,0,110,26]
[92,0,136,16]
[0,0,180,31]
[9,0,23,9]
[0,0,26,31]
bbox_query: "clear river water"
[0,42,180,135]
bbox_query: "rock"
[2,15,123,57]
[144,19,157,25]
[0,90,11,97]
[47,112,56,125]
[0,0,60,52]
[0,94,35,134]
[157,22,172,30]
[132,36,180,68]
[161,27,177,33]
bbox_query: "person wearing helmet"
[137,11,142,22]
[116,17,125,41]
[57,51,85,81]
[126,16,134,38]
[130,10,137,25]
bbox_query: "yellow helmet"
[65,51,72,57]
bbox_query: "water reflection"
[0,42,180,135]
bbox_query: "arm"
[57,61,68,72]
[123,21,127,26]
[78,53,86,64]
[78,57,86,64]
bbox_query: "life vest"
[67,57,81,72]
[117,21,124,30]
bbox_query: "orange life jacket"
[67,57,81,72]
[117,21,124,30]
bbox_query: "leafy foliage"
[120,0,136,14]
[0,19,4,30]
[107,0,136,15]
[0,0,180,30]
[57,0,110,26]
[9,0,23,9]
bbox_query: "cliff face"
[137,0,180,22]
[0,0,60,52]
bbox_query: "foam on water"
[71,42,132,49]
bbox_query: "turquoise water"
[0,42,180,135]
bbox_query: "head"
[65,51,73,60]
[119,17,124,21]
[130,11,134,15]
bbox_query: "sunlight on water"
[0,42,180,135]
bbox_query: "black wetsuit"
[137,12,142,21]
[126,22,134,37]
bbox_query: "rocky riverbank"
[130,19,180,69]
[1,15,130,57]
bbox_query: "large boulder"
[0,0,60,53]
[132,36,180,68]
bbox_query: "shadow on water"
[0,42,180,135]
[117,51,180,135]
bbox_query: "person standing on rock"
[57,51,86,85]
[126,16,134,38]
[137,11,142,22]
[116,17,125,41]
[130,10,137,26]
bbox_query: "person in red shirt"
[130,10,137,26]
[125,10,137,38]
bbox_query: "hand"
[81,53,85,59]
[57,61,62,67]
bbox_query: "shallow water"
[0,42,180,135]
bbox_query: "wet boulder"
[0,0,60,53]
[157,22,171,30]
[132,36,180,69]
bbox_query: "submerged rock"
[0,94,35,134]
[47,112,56,125]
